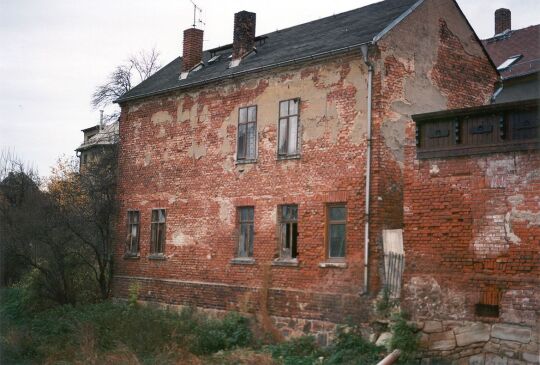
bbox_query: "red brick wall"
[403,150,540,324]
[113,55,374,321]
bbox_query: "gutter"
[360,44,373,295]
[116,42,370,104]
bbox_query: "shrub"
[390,313,419,364]
[191,312,253,355]
[325,326,384,365]
[268,335,322,365]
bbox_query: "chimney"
[182,27,204,72]
[233,11,256,60]
[495,8,511,35]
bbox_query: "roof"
[76,122,119,152]
[482,24,540,79]
[117,0,421,103]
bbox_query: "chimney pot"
[233,11,256,60]
[182,28,204,72]
[495,8,511,35]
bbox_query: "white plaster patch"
[485,158,518,188]
[144,152,151,166]
[217,198,234,225]
[429,163,440,176]
[172,230,195,246]
[151,111,172,125]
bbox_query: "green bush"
[268,335,322,365]
[191,311,253,355]
[325,326,384,365]
[390,313,419,364]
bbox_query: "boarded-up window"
[237,106,257,160]
[278,99,300,157]
[279,205,298,259]
[126,210,140,255]
[150,209,166,255]
[237,207,254,258]
[327,205,346,258]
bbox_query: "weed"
[389,312,419,364]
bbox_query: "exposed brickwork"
[403,150,540,362]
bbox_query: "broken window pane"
[151,209,166,254]
[280,204,298,259]
[238,207,254,258]
[127,211,140,255]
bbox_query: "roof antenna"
[190,0,205,28]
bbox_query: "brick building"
[112,0,498,344]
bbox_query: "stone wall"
[417,320,539,364]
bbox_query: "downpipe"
[360,44,373,295]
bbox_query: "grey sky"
[1,0,538,175]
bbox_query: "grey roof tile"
[117,0,419,103]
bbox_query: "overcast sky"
[1,0,538,175]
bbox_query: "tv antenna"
[190,0,205,28]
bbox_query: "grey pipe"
[360,44,373,295]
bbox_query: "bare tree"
[92,48,160,122]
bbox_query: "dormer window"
[179,62,204,80]
[208,55,221,64]
[497,54,522,71]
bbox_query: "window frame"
[326,204,347,260]
[278,98,301,159]
[278,204,298,260]
[126,210,140,256]
[150,208,167,256]
[236,206,254,258]
[236,105,258,162]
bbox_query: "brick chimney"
[495,8,511,35]
[232,11,256,60]
[182,28,204,72]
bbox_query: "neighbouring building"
[401,8,540,365]
[76,120,119,169]
[483,8,540,104]
[112,0,499,351]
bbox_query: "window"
[475,286,500,318]
[126,211,140,255]
[237,106,257,161]
[497,54,522,71]
[278,99,300,157]
[150,209,166,255]
[237,207,254,257]
[327,205,346,258]
[279,205,298,259]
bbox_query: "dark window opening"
[237,207,254,258]
[279,205,298,259]
[126,211,140,255]
[150,209,166,255]
[278,99,300,157]
[475,286,500,318]
[327,205,346,258]
[237,106,257,161]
